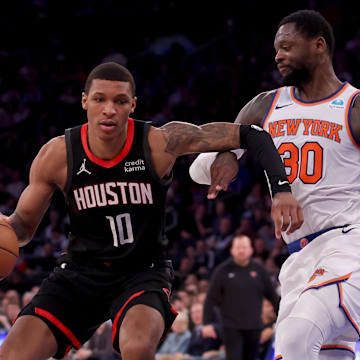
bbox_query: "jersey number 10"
[106,214,134,247]
[278,141,324,184]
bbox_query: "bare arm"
[8,137,67,246]
[148,121,241,178]
[189,91,275,187]
[234,91,275,125]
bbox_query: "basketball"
[0,221,19,280]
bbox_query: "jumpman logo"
[77,158,92,175]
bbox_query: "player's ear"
[82,92,88,110]
[130,96,137,114]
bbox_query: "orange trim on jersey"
[290,82,350,106]
[262,88,282,130]
[302,273,351,293]
[34,307,82,349]
[81,117,135,168]
[274,355,282,360]
[338,282,360,336]
[345,90,360,149]
[321,344,355,354]
[112,290,145,345]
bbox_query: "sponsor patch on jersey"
[124,158,146,172]
[309,268,325,282]
[228,272,235,278]
[329,98,345,109]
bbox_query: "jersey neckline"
[80,118,135,168]
[290,82,349,105]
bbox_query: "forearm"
[10,212,34,247]
[161,122,241,156]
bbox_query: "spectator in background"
[71,321,117,360]
[156,312,191,360]
[202,235,279,360]
[174,302,222,360]
[258,300,276,360]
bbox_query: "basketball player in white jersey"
[190,10,360,360]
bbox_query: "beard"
[280,66,311,87]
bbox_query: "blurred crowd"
[1,0,360,359]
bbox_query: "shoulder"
[235,89,279,125]
[31,136,67,188]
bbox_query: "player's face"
[230,236,253,265]
[82,79,137,139]
[274,23,313,87]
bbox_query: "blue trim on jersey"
[261,89,279,127]
[320,345,355,354]
[347,92,360,147]
[291,82,348,104]
[287,226,344,254]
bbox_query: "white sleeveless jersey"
[262,82,360,244]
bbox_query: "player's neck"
[87,131,127,160]
[295,66,342,102]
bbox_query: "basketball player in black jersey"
[0,62,302,360]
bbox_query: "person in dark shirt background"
[202,234,279,360]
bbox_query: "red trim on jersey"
[112,290,145,345]
[81,118,135,168]
[290,82,349,105]
[170,307,178,315]
[345,90,360,149]
[34,307,82,349]
[262,88,282,130]
[64,345,73,357]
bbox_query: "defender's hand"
[271,192,304,239]
[208,152,239,199]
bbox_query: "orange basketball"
[0,221,19,280]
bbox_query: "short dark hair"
[84,62,136,96]
[279,10,335,56]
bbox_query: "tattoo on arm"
[162,122,240,156]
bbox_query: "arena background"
[1,1,360,359]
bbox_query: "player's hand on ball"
[0,216,19,280]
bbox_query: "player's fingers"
[207,185,225,199]
[0,215,11,224]
[271,208,283,240]
[287,207,300,234]
[281,207,290,232]
[297,206,304,227]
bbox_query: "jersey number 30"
[106,214,134,247]
[278,142,323,184]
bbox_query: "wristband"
[239,125,291,196]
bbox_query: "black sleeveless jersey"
[63,118,172,266]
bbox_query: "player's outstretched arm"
[4,137,66,246]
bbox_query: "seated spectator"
[156,312,191,360]
[173,302,222,360]
[258,300,276,360]
[71,321,118,360]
